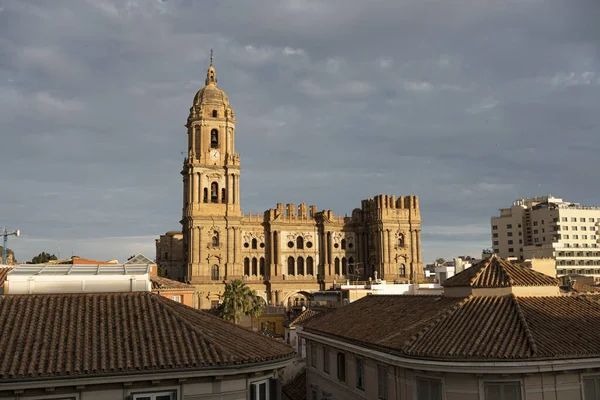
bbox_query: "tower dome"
[189,50,233,120]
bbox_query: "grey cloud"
[0,0,598,263]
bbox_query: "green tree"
[435,257,446,266]
[29,252,58,264]
[248,291,266,330]
[218,280,265,326]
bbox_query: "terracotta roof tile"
[0,292,294,382]
[443,256,559,288]
[150,276,195,290]
[285,309,321,328]
[303,293,600,360]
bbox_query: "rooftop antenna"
[2,226,21,265]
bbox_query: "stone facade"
[156,57,423,309]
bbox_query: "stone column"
[411,229,417,281]
[197,226,203,277]
[192,172,198,205]
[227,226,233,278]
[228,173,233,204]
[269,231,275,276]
[387,229,392,265]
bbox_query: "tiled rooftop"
[282,371,306,400]
[0,292,294,382]
[150,275,195,290]
[303,293,600,360]
[443,256,559,288]
[284,309,322,328]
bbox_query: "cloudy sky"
[1,0,599,264]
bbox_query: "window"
[507,232,513,237]
[508,248,514,252]
[533,230,538,234]
[335,257,340,275]
[172,295,181,303]
[307,257,314,275]
[492,225,498,230]
[572,217,577,222]
[484,381,521,400]
[377,365,388,400]
[591,218,596,222]
[287,256,295,275]
[562,217,567,222]
[221,188,227,203]
[583,235,588,240]
[355,358,364,390]
[573,235,579,239]
[310,342,317,367]
[573,226,578,231]
[297,257,305,275]
[212,109,218,117]
[211,182,218,203]
[210,129,219,148]
[250,379,274,400]
[507,224,512,229]
[212,232,219,247]
[398,234,405,247]
[244,258,250,275]
[416,377,442,400]
[341,239,346,250]
[203,188,208,203]
[493,241,499,246]
[493,233,498,238]
[211,264,219,280]
[399,263,406,277]
[252,258,258,275]
[533,221,538,226]
[252,238,258,249]
[133,391,176,400]
[581,217,586,222]
[582,226,587,231]
[323,346,330,373]
[508,240,513,245]
[564,235,569,239]
[297,236,304,249]
[564,226,569,231]
[337,353,346,382]
[260,257,265,276]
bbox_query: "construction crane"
[2,227,20,265]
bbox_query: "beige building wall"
[156,61,424,308]
[303,337,590,400]
[0,365,286,399]
[491,196,600,280]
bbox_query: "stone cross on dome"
[205,49,217,86]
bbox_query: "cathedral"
[156,56,424,309]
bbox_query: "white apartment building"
[491,195,600,280]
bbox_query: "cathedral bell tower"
[181,52,242,284]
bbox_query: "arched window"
[304,256,312,275]
[244,258,250,276]
[297,236,304,249]
[212,232,219,247]
[398,234,405,248]
[335,257,340,275]
[164,251,169,260]
[211,182,218,203]
[211,265,219,280]
[252,238,258,249]
[252,258,258,276]
[288,256,295,276]
[297,257,304,275]
[341,239,346,250]
[203,188,208,203]
[342,258,347,275]
[399,264,406,277]
[260,257,265,276]
[212,110,218,118]
[211,129,219,148]
[348,257,354,274]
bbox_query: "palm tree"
[248,291,266,330]
[218,280,264,326]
